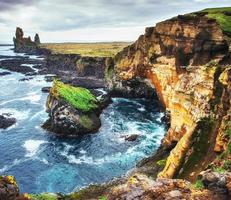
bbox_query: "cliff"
[13,27,41,53]
[106,8,231,181]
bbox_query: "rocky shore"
[1,7,231,200]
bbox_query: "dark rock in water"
[0,176,19,200]
[25,72,37,76]
[19,77,33,81]
[41,87,51,93]
[0,58,43,74]
[0,115,16,129]
[44,75,57,82]
[13,27,40,54]
[0,71,11,76]
[124,134,139,142]
[43,81,111,137]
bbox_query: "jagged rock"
[103,173,217,200]
[34,33,40,45]
[0,176,19,200]
[0,115,16,129]
[200,169,231,195]
[41,87,51,93]
[13,27,40,53]
[122,134,139,142]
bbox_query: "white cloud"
[0,0,230,43]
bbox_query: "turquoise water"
[0,46,166,193]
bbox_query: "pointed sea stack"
[13,27,40,53]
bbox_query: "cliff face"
[107,13,231,180]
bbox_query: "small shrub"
[225,129,231,137]
[213,167,226,173]
[228,143,231,154]
[223,160,231,170]
[29,194,57,200]
[193,179,204,190]
[99,196,107,200]
[156,159,166,166]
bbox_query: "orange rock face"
[109,14,231,179]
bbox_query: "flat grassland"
[41,42,131,57]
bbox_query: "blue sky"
[0,0,230,43]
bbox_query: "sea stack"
[13,27,40,53]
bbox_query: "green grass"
[156,159,167,166]
[41,42,131,57]
[29,194,57,200]
[193,179,204,190]
[213,166,226,173]
[51,80,98,112]
[202,7,231,35]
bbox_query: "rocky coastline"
[0,8,231,200]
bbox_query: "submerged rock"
[0,115,16,129]
[122,134,139,142]
[43,80,110,136]
[41,87,51,93]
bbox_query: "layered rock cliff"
[106,10,231,181]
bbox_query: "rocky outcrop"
[0,176,19,200]
[106,11,231,181]
[0,114,16,129]
[43,80,111,136]
[42,54,107,88]
[13,27,41,54]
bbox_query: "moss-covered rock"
[43,80,104,136]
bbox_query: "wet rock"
[19,77,33,82]
[0,71,11,76]
[44,75,57,82]
[0,115,16,129]
[124,134,139,142]
[0,58,43,74]
[41,87,51,93]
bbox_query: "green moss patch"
[29,194,57,200]
[177,118,215,179]
[193,179,205,190]
[51,80,98,112]
[202,7,231,35]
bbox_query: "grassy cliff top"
[51,80,98,112]
[41,42,131,57]
[202,7,231,35]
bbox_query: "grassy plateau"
[41,42,131,57]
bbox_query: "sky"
[0,0,230,43]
